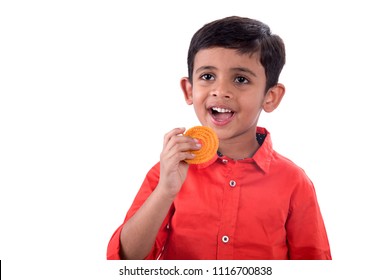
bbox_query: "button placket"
[216,161,239,259]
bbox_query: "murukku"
[184,126,219,164]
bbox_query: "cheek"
[241,96,263,112]
[191,92,207,106]
[191,94,207,113]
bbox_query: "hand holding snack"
[158,126,219,198]
[184,126,219,164]
[158,127,201,197]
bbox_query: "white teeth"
[212,107,232,113]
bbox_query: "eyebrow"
[194,66,216,74]
[195,66,257,77]
[232,67,257,78]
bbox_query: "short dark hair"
[187,16,286,92]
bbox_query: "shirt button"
[222,235,229,243]
[229,180,236,187]
[222,159,228,164]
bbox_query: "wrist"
[155,182,178,202]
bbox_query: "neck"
[218,134,260,160]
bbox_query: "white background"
[1,0,389,279]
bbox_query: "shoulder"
[270,150,313,186]
[272,150,304,171]
[273,151,322,207]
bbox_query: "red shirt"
[107,127,331,260]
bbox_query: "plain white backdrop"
[1,0,389,279]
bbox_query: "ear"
[262,83,285,113]
[180,77,194,105]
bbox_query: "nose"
[210,80,233,99]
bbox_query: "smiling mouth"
[209,106,235,123]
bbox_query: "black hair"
[187,16,286,92]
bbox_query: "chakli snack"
[184,126,219,164]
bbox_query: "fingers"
[161,127,201,162]
[163,127,186,148]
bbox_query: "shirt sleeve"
[285,170,332,260]
[106,162,174,260]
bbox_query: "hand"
[157,127,201,198]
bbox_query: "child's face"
[182,47,272,142]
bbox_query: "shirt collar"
[251,127,273,173]
[193,127,273,173]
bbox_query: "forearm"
[119,184,175,260]
[119,127,196,259]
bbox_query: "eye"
[234,76,249,84]
[201,73,214,81]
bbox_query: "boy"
[107,16,331,260]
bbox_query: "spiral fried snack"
[184,126,219,164]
